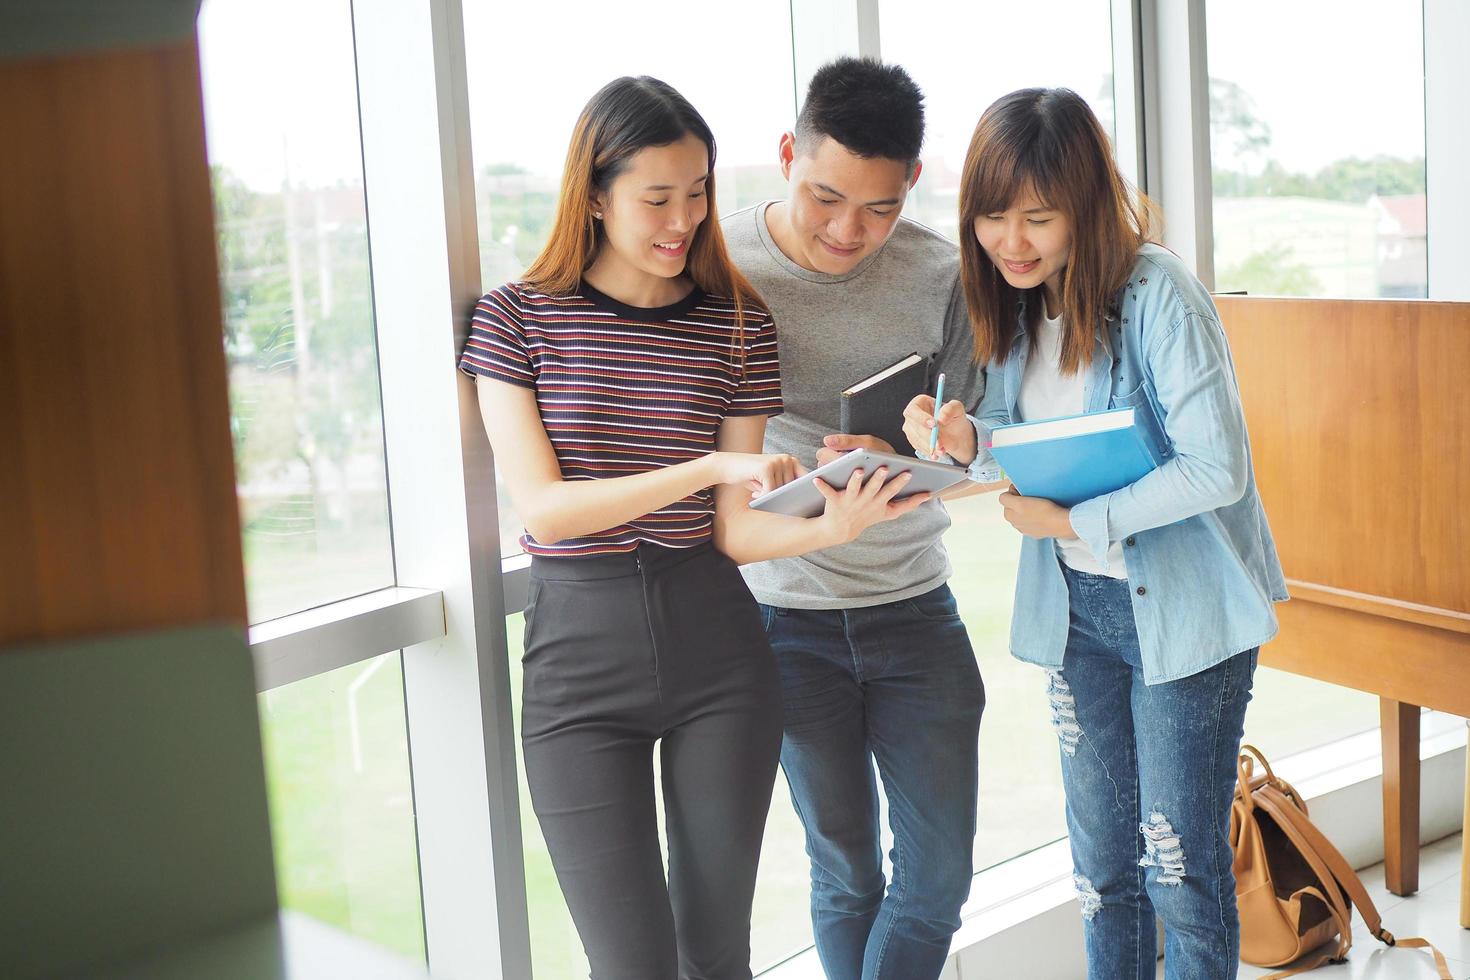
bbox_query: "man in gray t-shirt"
[723,59,985,980]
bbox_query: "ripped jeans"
[1051,565,1257,980]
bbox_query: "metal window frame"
[350,0,530,975]
[1111,0,1147,192]
[1425,0,1470,300]
[788,0,1152,250]
[1175,0,1466,296]
[1134,0,1215,286]
[789,0,879,102]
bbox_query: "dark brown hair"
[794,57,925,177]
[959,88,1158,372]
[522,76,763,357]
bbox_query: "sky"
[198,0,365,190]
[1205,0,1424,172]
[878,0,1117,175]
[196,0,1427,192]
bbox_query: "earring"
[593,212,603,220]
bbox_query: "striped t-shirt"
[458,280,783,557]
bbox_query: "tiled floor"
[1157,834,1468,979]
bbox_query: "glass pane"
[877,0,1116,242]
[1209,0,1419,747]
[461,0,795,562]
[945,497,1068,873]
[1208,0,1427,297]
[258,653,425,962]
[503,611,584,977]
[879,0,1113,873]
[199,0,395,623]
[1242,667,1380,760]
[751,783,811,972]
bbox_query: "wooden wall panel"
[0,40,246,647]
[1217,296,1470,618]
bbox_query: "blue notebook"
[988,407,1168,507]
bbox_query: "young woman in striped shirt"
[460,76,928,980]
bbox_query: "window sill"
[248,586,445,691]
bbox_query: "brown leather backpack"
[1230,744,1451,979]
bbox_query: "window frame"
[351,0,530,973]
[1425,0,1470,300]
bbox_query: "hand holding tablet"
[749,449,969,519]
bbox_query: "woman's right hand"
[902,394,977,464]
[814,466,931,545]
[711,451,804,496]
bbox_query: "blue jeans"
[1053,565,1257,980]
[759,584,984,980]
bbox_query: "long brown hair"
[958,88,1158,372]
[522,76,764,359]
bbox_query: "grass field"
[257,653,426,963]
[252,491,1381,976]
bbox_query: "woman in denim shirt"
[906,88,1288,978]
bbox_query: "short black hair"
[795,57,925,171]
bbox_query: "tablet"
[748,449,969,518]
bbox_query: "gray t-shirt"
[723,201,985,609]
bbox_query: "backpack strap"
[1240,744,1311,813]
[1251,781,1452,979]
[1250,788,1355,952]
[1260,784,1383,928]
[1387,937,1455,980]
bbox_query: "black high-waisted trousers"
[521,541,783,980]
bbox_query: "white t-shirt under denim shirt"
[1017,308,1127,578]
[960,244,1286,683]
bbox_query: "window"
[199,0,395,626]
[257,654,425,961]
[1243,666,1378,760]
[199,0,420,957]
[878,0,1117,243]
[1206,0,1406,754]
[1208,0,1427,298]
[879,0,1116,875]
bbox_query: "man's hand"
[998,484,1077,539]
[815,433,894,467]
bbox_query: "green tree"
[1207,77,1424,204]
[211,165,385,539]
[477,162,558,275]
[1215,159,1311,198]
[212,164,296,485]
[1215,154,1425,202]
[1308,155,1425,201]
[1210,77,1273,166]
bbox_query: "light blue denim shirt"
[965,243,1288,684]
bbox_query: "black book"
[839,352,929,455]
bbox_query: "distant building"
[1369,193,1427,298]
